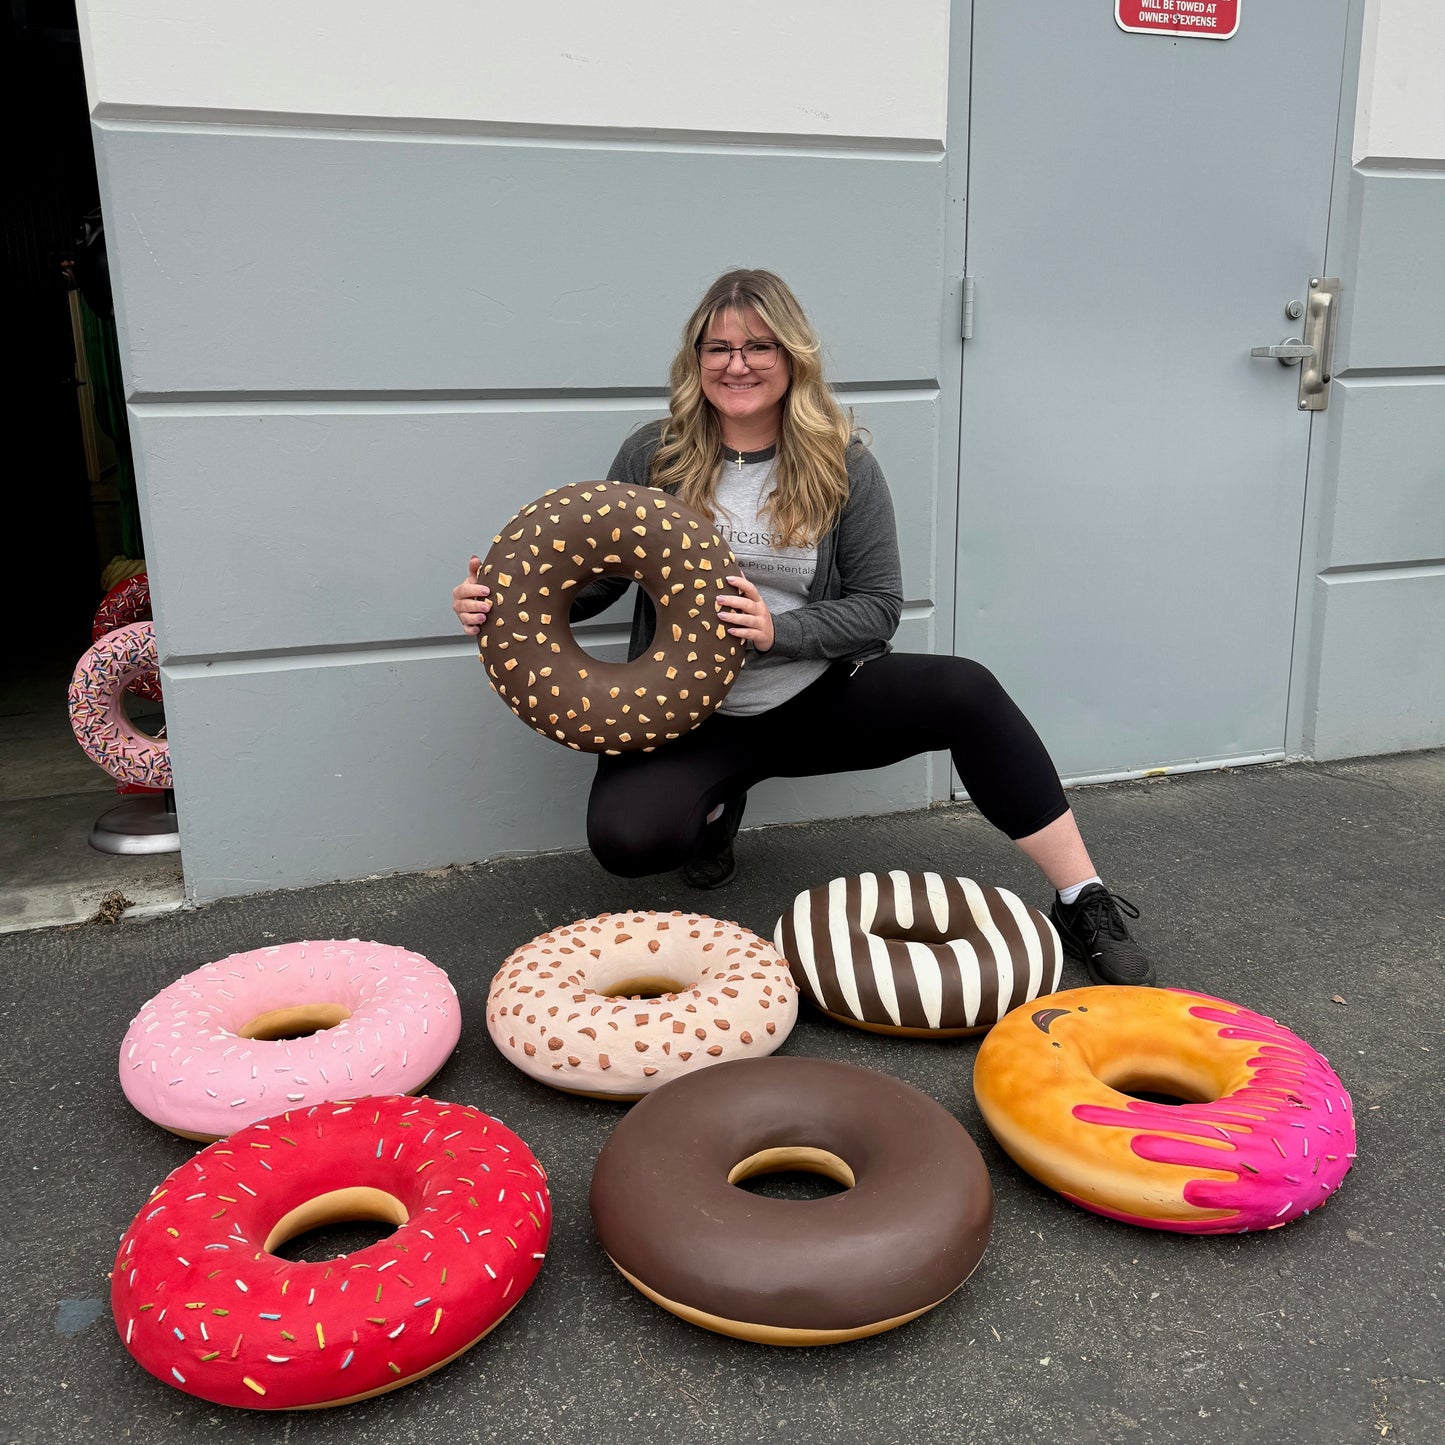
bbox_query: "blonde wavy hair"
[650,269,855,547]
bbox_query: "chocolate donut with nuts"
[478,481,743,752]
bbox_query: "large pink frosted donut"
[487,911,798,1100]
[120,940,462,1140]
[92,572,162,703]
[69,621,170,788]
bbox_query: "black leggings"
[587,653,1069,879]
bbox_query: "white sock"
[1058,876,1103,906]
[705,803,725,824]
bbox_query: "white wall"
[1353,0,1445,162]
[77,0,950,145]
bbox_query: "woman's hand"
[452,555,492,635]
[717,574,774,652]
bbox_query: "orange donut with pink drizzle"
[487,911,798,1099]
[973,986,1356,1233]
[111,1095,550,1409]
[120,940,461,1140]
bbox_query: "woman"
[453,270,1154,987]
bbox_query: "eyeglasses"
[697,341,783,371]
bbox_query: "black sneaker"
[682,841,737,890]
[681,794,745,890]
[1049,884,1157,987]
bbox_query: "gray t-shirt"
[711,454,830,716]
[593,421,904,682]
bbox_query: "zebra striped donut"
[776,872,1063,1037]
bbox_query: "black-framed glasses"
[697,341,783,371]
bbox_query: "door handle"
[1296,277,1339,411]
[1248,278,1340,411]
[1251,340,1314,365]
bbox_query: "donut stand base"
[610,1258,954,1347]
[89,794,181,855]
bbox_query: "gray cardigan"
[571,420,903,665]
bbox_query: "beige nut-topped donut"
[486,911,798,1100]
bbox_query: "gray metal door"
[955,0,1353,781]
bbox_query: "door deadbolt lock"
[1250,277,1339,411]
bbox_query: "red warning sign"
[1116,0,1240,38]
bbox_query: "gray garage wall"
[92,118,957,900]
[84,1,1441,906]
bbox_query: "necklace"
[721,442,778,471]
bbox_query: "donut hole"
[237,1002,353,1041]
[596,975,689,1000]
[728,1146,855,1202]
[271,1218,399,1262]
[1120,1089,1200,1107]
[571,592,656,662]
[586,946,696,1001]
[864,921,957,947]
[120,689,166,738]
[1097,1065,1217,1108]
[264,1186,409,1260]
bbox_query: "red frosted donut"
[92,571,162,704]
[111,1095,550,1409]
[93,571,152,639]
[69,621,170,789]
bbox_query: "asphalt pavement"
[1,749,1441,1444]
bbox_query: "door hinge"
[961,274,976,341]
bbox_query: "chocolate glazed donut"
[589,1057,993,1345]
[478,481,744,752]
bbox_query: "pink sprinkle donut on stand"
[112,1095,551,1410]
[120,941,462,1140]
[69,621,170,788]
[487,911,798,1100]
[974,986,1356,1233]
